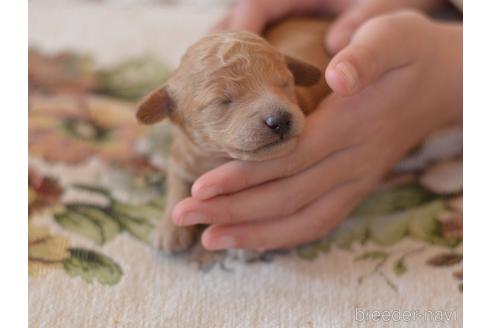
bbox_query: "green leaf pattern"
[63,248,123,285]
[54,186,161,246]
[293,184,462,290]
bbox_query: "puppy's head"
[137,32,321,161]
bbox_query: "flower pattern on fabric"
[29,94,144,164]
[29,223,70,276]
[97,56,173,100]
[53,184,162,246]
[29,168,63,217]
[99,158,167,205]
[29,49,99,94]
[29,222,123,286]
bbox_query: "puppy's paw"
[152,220,197,254]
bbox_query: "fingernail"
[334,62,358,92]
[211,235,236,250]
[181,212,207,225]
[196,185,222,199]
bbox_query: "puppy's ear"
[136,86,175,125]
[285,56,321,87]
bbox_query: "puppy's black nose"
[264,112,292,138]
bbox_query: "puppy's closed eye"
[201,97,233,110]
[218,91,234,107]
[220,98,233,106]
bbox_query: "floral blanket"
[28,6,463,327]
[28,48,463,328]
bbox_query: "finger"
[325,10,430,96]
[174,145,360,226]
[326,0,443,54]
[192,96,360,200]
[213,0,334,33]
[227,0,268,33]
[201,179,371,250]
[326,6,368,55]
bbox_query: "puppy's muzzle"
[264,111,292,139]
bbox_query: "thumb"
[325,11,431,96]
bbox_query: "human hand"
[213,0,350,33]
[175,11,462,251]
[326,0,444,53]
[214,0,445,53]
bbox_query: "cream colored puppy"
[137,18,331,254]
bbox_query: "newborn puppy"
[137,18,332,254]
